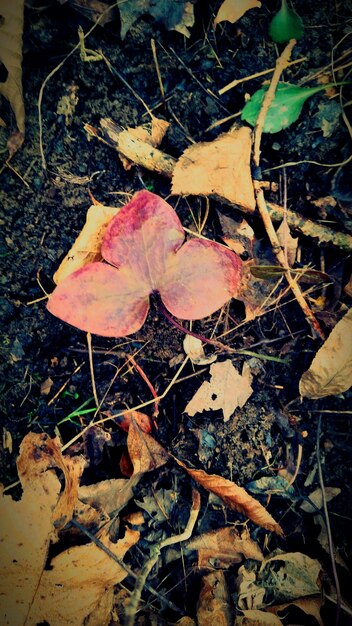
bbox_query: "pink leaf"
[48,191,242,337]
[47,263,150,337]
[161,239,242,319]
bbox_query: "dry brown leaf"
[78,478,135,516]
[299,307,352,398]
[172,128,256,212]
[0,434,62,625]
[26,526,139,625]
[173,457,283,535]
[0,0,25,142]
[276,220,298,267]
[236,610,283,625]
[127,116,170,148]
[127,418,169,475]
[197,570,233,626]
[185,360,253,422]
[183,335,217,365]
[266,597,324,626]
[260,552,321,600]
[214,0,262,26]
[218,211,255,257]
[40,376,54,396]
[54,203,119,284]
[187,526,263,568]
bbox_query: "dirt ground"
[1,1,352,624]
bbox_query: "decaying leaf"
[266,597,324,626]
[48,191,242,337]
[259,552,321,602]
[236,610,283,625]
[218,211,255,256]
[127,418,169,475]
[174,457,283,535]
[300,486,341,513]
[187,526,263,568]
[54,203,120,284]
[197,571,233,626]
[0,0,25,148]
[118,117,170,170]
[172,128,256,212]
[119,0,195,40]
[299,308,352,398]
[26,526,140,625]
[185,360,253,422]
[78,478,135,516]
[214,0,262,26]
[183,335,217,366]
[276,220,298,267]
[0,435,61,625]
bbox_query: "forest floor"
[0,1,352,625]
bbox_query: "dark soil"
[1,1,352,624]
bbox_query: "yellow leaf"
[172,128,256,212]
[54,203,119,284]
[299,308,352,398]
[0,0,25,135]
[214,0,262,26]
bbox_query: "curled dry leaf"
[187,526,263,568]
[78,478,135,516]
[183,335,217,366]
[197,571,232,626]
[214,0,262,26]
[276,220,298,267]
[173,457,283,535]
[48,191,242,337]
[118,117,170,170]
[266,597,324,626]
[54,203,120,284]
[172,128,256,212]
[0,0,25,144]
[185,360,253,422]
[127,418,169,475]
[218,211,255,257]
[299,307,352,398]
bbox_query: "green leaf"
[250,265,332,285]
[269,0,304,43]
[241,82,338,133]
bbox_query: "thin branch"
[252,40,325,339]
[124,489,201,626]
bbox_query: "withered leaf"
[197,571,232,626]
[172,128,256,212]
[127,418,169,475]
[54,203,120,284]
[173,457,283,535]
[214,0,262,26]
[0,0,25,140]
[299,308,352,398]
[185,360,253,422]
[187,526,263,568]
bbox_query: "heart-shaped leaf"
[241,82,339,133]
[47,191,242,337]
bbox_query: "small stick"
[87,332,100,411]
[151,39,165,101]
[252,40,325,340]
[219,56,307,95]
[125,489,201,626]
[128,354,159,418]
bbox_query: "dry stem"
[252,40,325,340]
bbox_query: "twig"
[316,414,341,626]
[70,520,185,616]
[124,489,201,626]
[87,332,100,411]
[84,122,352,252]
[151,39,165,101]
[219,56,307,95]
[252,40,325,340]
[128,354,159,418]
